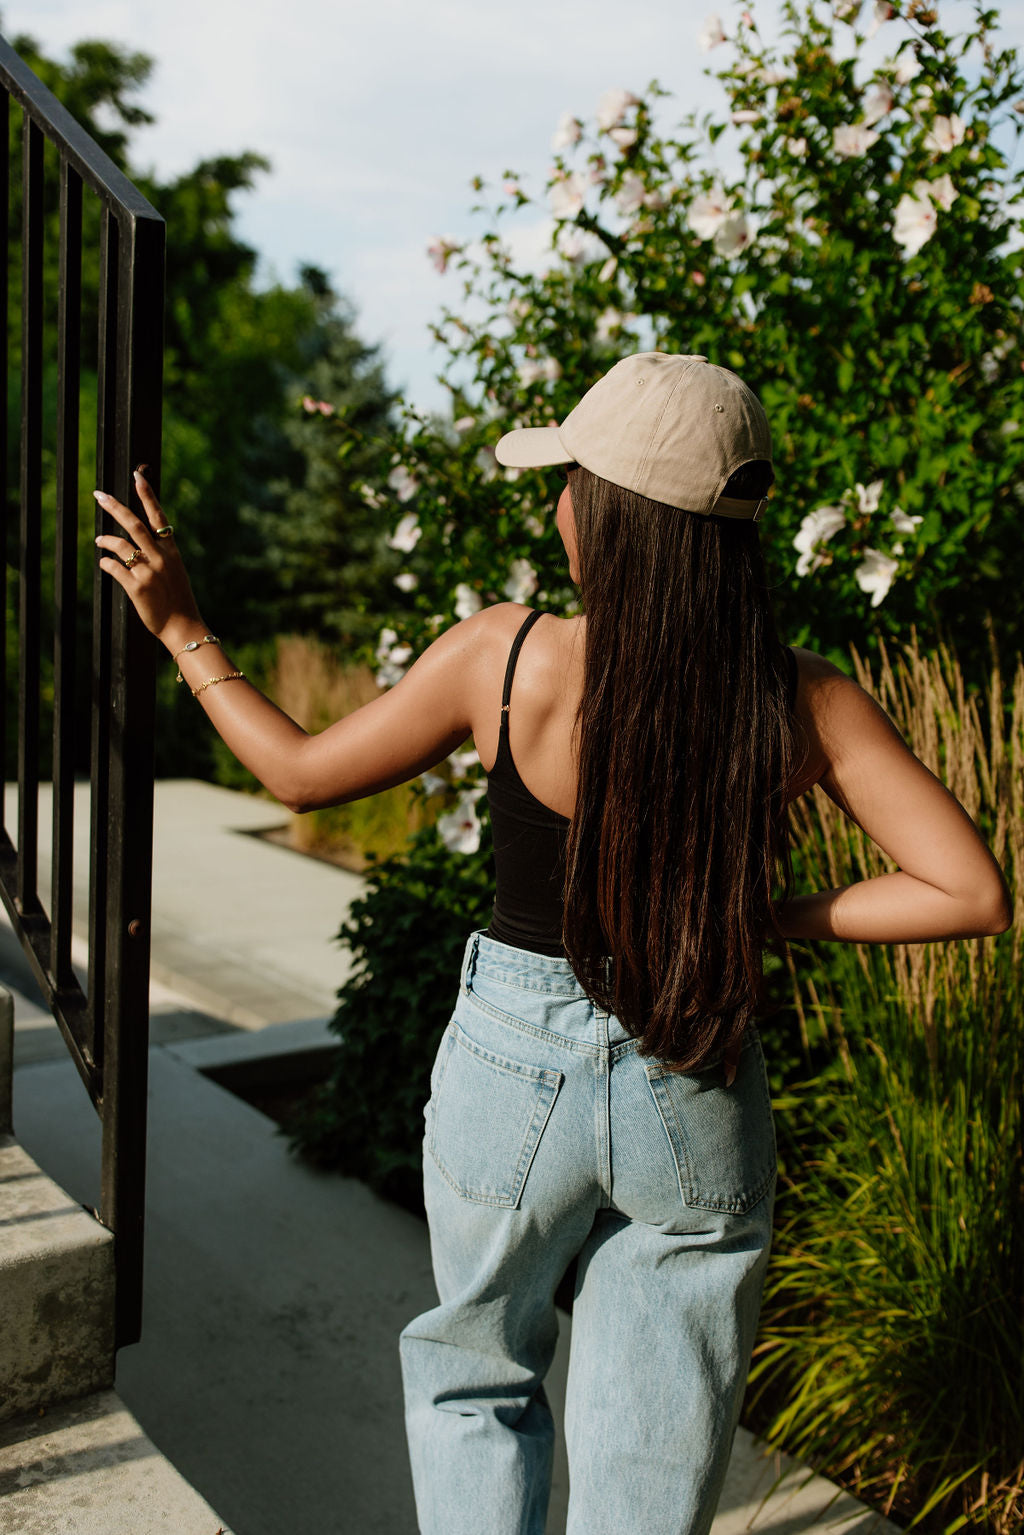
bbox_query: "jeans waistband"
[460,930,589,995]
[460,931,639,1050]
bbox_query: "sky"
[6,0,1023,410]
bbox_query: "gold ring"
[123,548,146,569]
[155,525,175,539]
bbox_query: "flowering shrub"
[353,0,1024,688]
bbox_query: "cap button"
[714,403,724,412]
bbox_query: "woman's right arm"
[775,651,1012,943]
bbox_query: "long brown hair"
[563,464,797,1072]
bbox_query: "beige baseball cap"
[494,351,772,520]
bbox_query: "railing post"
[100,209,163,1348]
[51,158,82,996]
[0,92,8,804]
[17,112,43,922]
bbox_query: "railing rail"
[0,35,164,1347]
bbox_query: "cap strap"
[712,494,768,522]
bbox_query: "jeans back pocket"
[427,1021,562,1208]
[645,1033,776,1215]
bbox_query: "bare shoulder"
[451,602,581,670]
[786,646,898,798]
[790,645,849,692]
[412,601,531,675]
[446,601,536,646]
[454,604,583,769]
[427,603,543,739]
[790,647,897,740]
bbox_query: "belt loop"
[462,931,481,994]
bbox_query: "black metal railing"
[0,36,164,1348]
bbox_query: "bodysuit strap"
[499,609,545,729]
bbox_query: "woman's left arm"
[96,472,482,813]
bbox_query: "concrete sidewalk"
[4,778,362,1029]
[3,779,898,1535]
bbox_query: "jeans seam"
[597,1051,611,1207]
[460,982,603,1058]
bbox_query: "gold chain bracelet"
[174,634,221,683]
[191,671,245,698]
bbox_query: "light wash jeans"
[400,932,776,1535]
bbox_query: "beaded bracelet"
[191,671,245,698]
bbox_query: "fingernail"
[94,490,109,502]
[134,464,148,477]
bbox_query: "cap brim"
[494,426,574,468]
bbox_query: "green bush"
[287,826,494,1211]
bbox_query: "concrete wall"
[0,990,115,1421]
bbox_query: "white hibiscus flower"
[387,465,419,503]
[793,505,846,576]
[374,628,414,689]
[861,84,894,126]
[597,88,640,131]
[833,124,880,157]
[893,191,937,255]
[454,584,483,620]
[438,788,486,855]
[688,185,733,241]
[855,548,900,607]
[713,213,751,257]
[504,558,539,604]
[387,512,421,553]
[552,111,582,151]
[867,1,895,37]
[698,14,727,51]
[549,171,587,219]
[596,308,625,341]
[891,47,922,85]
[615,174,647,215]
[890,507,923,535]
[517,357,562,388]
[924,114,966,154]
[928,173,959,211]
[852,479,884,515]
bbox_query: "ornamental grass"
[750,638,1024,1532]
[268,636,433,867]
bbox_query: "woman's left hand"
[95,469,204,649]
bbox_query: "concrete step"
[0,1388,231,1534]
[0,1135,115,1424]
[0,988,116,1424]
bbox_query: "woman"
[96,352,1011,1535]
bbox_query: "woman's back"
[472,603,828,819]
[473,605,584,820]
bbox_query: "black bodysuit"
[485,608,798,958]
[486,611,568,956]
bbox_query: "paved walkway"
[3,779,898,1535]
